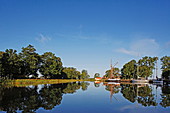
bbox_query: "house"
[95,77,102,81]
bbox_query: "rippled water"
[0,82,170,113]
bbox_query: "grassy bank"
[0,78,95,87]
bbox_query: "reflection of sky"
[37,83,170,113]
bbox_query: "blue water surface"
[0,82,170,113]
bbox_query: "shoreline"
[0,78,95,87]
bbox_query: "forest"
[0,45,90,80]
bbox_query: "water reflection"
[1,82,170,113]
[0,82,90,113]
[120,83,170,108]
[160,85,170,107]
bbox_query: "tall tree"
[121,60,137,79]
[4,49,21,78]
[19,45,40,77]
[0,49,21,79]
[0,51,5,77]
[40,52,63,78]
[138,56,158,79]
[161,56,170,79]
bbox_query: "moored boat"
[131,79,149,83]
[106,78,120,82]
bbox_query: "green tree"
[104,67,120,78]
[161,56,170,79]
[62,67,81,79]
[138,56,158,79]
[81,70,90,79]
[19,45,40,77]
[0,51,5,77]
[40,52,63,78]
[121,60,137,79]
[0,49,21,79]
[94,73,100,78]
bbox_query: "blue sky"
[0,0,170,77]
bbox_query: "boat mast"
[136,62,139,80]
[156,60,158,79]
[110,59,113,78]
[136,53,140,80]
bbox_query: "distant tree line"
[102,56,170,80]
[0,45,90,79]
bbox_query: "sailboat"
[152,60,163,85]
[131,62,149,83]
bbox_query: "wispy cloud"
[36,34,51,43]
[54,24,112,44]
[117,38,160,56]
[120,104,138,111]
[117,48,138,56]
[55,32,111,44]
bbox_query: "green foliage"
[161,56,170,79]
[81,70,90,79]
[19,45,40,77]
[0,45,64,79]
[121,56,158,79]
[61,68,90,79]
[121,60,137,79]
[40,52,63,78]
[0,49,21,79]
[138,56,158,79]
[0,44,91,79]
[104,67,120,78]
[62,67,81,79]
[94,73,100,78]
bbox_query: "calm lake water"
[0,82,170,113]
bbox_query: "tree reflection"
[160,85,170,108]
[121,84,157,106]
[104,83,120,101]
[137,85,157,106]
[0,82,90,113]
[121,84,137,103]
[94,81,100,88]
